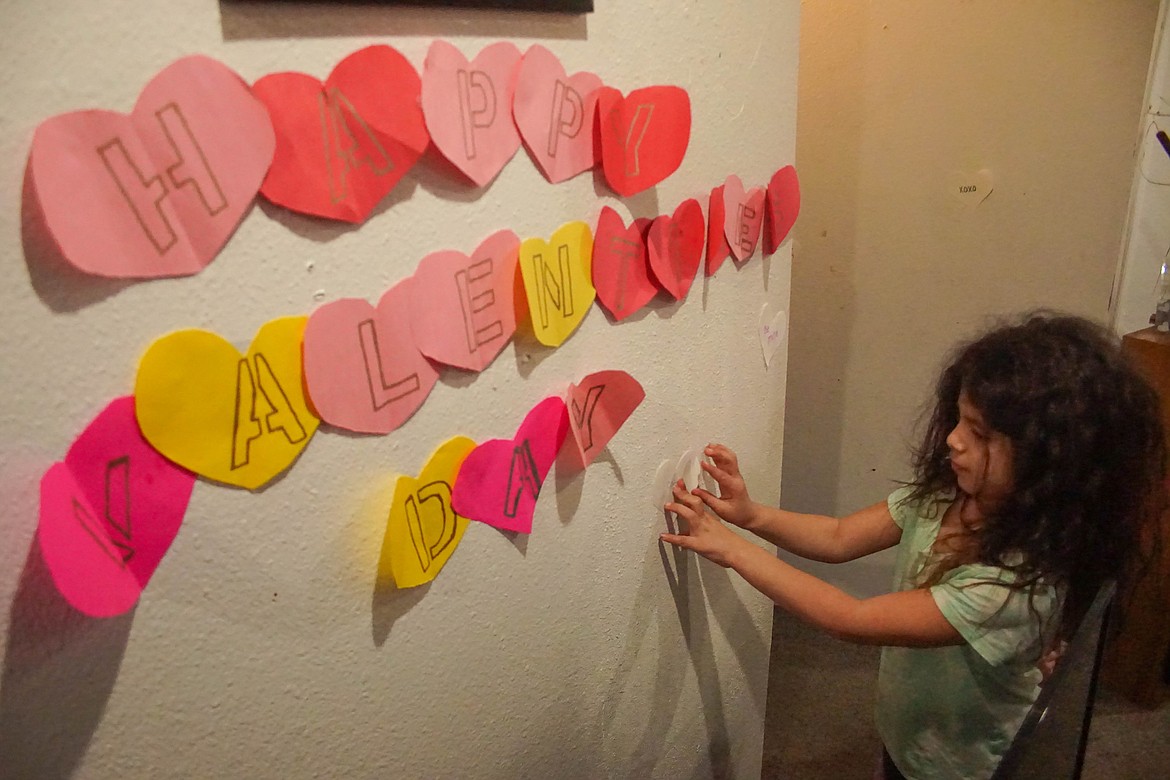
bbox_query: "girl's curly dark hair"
[906,312,1166,640]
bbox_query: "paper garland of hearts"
[764,165,801,254]
[451,396,569,534]
[564,370,645,470]
[135,316,320,490]
[252,45,428,223]
[759,303,788,369]
[303,278,439,434]
[597,85,692,197]
[591,207,655,322]
[517,221,596,347]
[722,174,766,262]
[513,44,602,184]
[28,55,275,279]
[647,198,705,300]
[409,229,520,372]
[706,184,732,276]
[421,41,523,187]
[380,435,476,588]
[38,396,197,617]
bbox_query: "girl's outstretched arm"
[662,482,962,647]
[696,444,901,563]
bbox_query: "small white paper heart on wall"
[652,459,676,511]
[677,448,703,492]
[759,303,788,369]
[947,168,994,206]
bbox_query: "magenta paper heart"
[513,44,602,184]
[28,55,275,279]
[38,396,196,617]
[410,229,520,372]
[706,184,732,276]
[303,278,439,434]
[565,370,645,470]
[647,198,705,300]
[592,207,655,321]
[422,40,522,187]
[721,175,766,262]
[764,165,801,254]
[451,396,569,534]
[253,45,428,224]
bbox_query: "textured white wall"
[0,1,798,778]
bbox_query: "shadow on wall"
[779,5,868,515]
[0,542,132,779]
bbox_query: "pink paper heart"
[303,278,439,434]
[706,184,732,276]
[565,370,645,469]
[253,45,428,224]
[28,55,275,279]
[451,397,569,534]
[721,175,766,262]
[764,164,801,254]
[647,198,705,300]
[591,207,655,321]
[410,229,520,372]
[38,396,196,617]
[513,44,602,184]
[422,41,522,187]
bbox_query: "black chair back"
[991,580,1116,780]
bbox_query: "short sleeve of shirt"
[886,485,918,530]
[931,565,1059,668]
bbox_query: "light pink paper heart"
[764,164,801,254]
[721,174,766,262]
[451,397,569,534]
[647,198,705,300]
[706,184,732,276]
[38,396,196,617]
[410,229,520,372]
[28,55,275,279]
[513,44,602,184]
[303,278,439,434]
[422,40,522,187]
[565,370,645,469]
[592,207,655,321]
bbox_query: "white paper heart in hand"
[759,303,788,369]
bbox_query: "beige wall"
[783,2,1160,566]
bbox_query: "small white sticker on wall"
[948,168,995,206]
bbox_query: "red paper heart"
[513,44,602,184]
[252,45,428,223]
[706,184,732,276]
[565,370,645,470]
[28,55,275,279]
[597,85,691,197]
[591,207,655,321]
[721,174,766,262]
[647,198,705,300]
[421,41,523,187]
[302,278,439,434]
[410,229,520,372]
[38,396,196,617]
[451,397,569,534]
[764,165,801,254]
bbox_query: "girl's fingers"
[700,460,733,485]
[660,533,692,549]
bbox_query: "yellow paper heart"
[379,435,476,588]
[518,220,596,347]
[134,316,319,490]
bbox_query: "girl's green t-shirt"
[875,487,1062,780]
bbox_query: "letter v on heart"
[563,370,646,470]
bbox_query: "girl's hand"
[693,443,757,530]
[660,480,748,568]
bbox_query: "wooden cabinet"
[1103,327,1170,707]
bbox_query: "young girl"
[661,313,1165,780]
